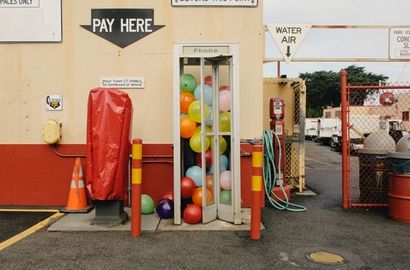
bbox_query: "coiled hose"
[262,130,306,212]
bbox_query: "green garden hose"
[262,130,306,212]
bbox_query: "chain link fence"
[263,78,306,192]
[341,71,410,207]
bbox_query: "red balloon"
[195,149,213,167]
[162,191,174,201]
[181,177,196,199]
[204,75,212,86]
[183,204,202,224]
[219,85,229,91]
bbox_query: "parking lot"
[1,142,409,270]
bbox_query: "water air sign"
[266,23,311,63]
[81,9,165,48]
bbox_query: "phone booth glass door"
[173,44,240,225]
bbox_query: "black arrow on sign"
[286,46,291,57]
[81,9,165,48]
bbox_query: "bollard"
[250,144,263,240]
[131,139,142,237]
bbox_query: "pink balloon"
[220,170,231,190]
[219,90,231,112]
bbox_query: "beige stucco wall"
[0,1,264,144]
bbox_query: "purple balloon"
[156,198,174,219]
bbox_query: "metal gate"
[341,70,410,208]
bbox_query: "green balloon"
[220,190,232,205]
[141,194,155,214]
[180,74,197,93]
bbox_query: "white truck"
[330,115,407,150]
[305,118,319,140]
[317,118,341,144]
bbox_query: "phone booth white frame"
[173,43,241,225]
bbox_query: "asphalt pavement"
[0,212,53,243]
[0,141,409,270]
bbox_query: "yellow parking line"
[0,212,64,251]
[0,209,58,213]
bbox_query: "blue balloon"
[208,155,229,174]
[220,155,229,171]
[194,84,213,106]
[186,165,203,186]
[205,110,213,126]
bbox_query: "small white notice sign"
[100,77,145,89]
[390,28,410,59]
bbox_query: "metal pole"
[340,70,349,209]
[277,61,281,77]
[250,144,263,240]
[131,139,142,237]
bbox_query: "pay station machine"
[173,44,241,225]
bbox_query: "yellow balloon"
[211,136,228,154]
[219,112,231,132]
[190,131,211,153]
[188,101,209,123]
[196,125,213,133]
[220,136,227,154]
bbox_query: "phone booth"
[173,43,241,225]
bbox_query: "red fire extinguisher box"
[86,88,133,201]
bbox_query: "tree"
[300,65,388,118]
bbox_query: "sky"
[263,0,410,82]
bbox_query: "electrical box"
[42,119,61,144]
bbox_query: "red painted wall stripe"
[0,143,262,207]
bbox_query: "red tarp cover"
[86,88,132,200]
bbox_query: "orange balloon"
[180,92,196,114]
[180,117,196,138]
[192,187,213,207]
[206,175,214,191]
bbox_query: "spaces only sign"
[0,0,40,8]
[81,9,165,48]
[266,23,311,63]
[0,0,61,42]
[390,28,410,59]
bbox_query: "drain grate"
[307,251,345,265]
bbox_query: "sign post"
[266,23,311,63]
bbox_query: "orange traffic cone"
[61,158,93,213]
